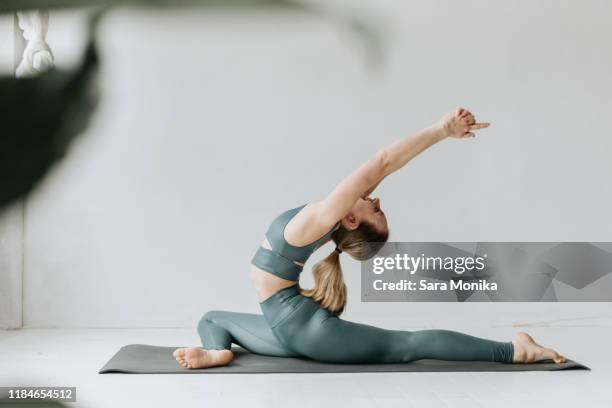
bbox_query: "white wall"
[0,204,23,329]
[0,14,14,71]
[13,0,612,328]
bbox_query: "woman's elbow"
[374,150,391,178]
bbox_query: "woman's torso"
[250,203,337,301]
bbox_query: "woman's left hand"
[438,108,490,139]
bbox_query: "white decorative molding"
[0,14,28,330]
[0,203,24,329]
[15,10,53,78]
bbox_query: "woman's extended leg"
[303,315,517,363]
[262,287,565,364]
[296,315,565,364]
[278,308,514,363]
[174,310,298,369]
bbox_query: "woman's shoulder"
[283,201,338,247]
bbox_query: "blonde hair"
[301,222,388,314]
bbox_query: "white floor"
[0,326,609,408]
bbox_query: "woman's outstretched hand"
[438,108,490,139]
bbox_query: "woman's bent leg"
[198,310,298,357]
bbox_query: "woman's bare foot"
[173,347,234,369]
[512,332,566,364]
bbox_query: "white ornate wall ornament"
[15,10,54,78]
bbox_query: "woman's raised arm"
[316,108,489,227]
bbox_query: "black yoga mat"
[99,345,589,373]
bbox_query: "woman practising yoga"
[173,108,566,369]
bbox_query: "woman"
[174,108,566,368]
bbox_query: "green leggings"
[198,285,514,363]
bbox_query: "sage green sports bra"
[251,204,338,282]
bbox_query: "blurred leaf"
[0,17,100,211]
[0,1,384,211]
[0,0,383,64]
[0,0,310,14]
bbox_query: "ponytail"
[300,249,347,314]
[301,221,389,315]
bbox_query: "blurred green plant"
[0,0,383,212]
[1,13,100,210]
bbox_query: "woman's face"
[348,196,388,233]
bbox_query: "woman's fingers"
[444,109,489,138]
[469,122,490,130]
